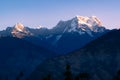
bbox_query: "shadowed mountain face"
[28,29,120,80]
[0,37,56,80]
[46,16,108,54]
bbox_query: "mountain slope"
[0,37,56,80]
[47,16,108,54]
[29,29,120,80]
[51,16,106,35]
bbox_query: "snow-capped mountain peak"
[36,25,42,29]
[89,16,102,26]
[11,23,31,38]
[69,16,105,33]
[75,16,102,27]
[14,23,25,32]
[54,16,106,37]
[75,16,92,28]
[76,16,90,24]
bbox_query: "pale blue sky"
[0,0,120,30]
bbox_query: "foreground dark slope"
[0,37,55,80]
[29,29,120,80]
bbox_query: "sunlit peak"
[15,23,25,32]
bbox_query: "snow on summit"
[75,16,102,27]
[70,16,104,33]
[11,23,31,38]
[14,23,25,32]
[55,15,106,36]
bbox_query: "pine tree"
[43,74,51,80]
[64,64,72,80]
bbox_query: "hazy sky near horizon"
[0,0,120,30]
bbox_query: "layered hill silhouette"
[0,37,56,80]
[28,29,120,80]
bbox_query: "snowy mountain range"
[0,16,106,37]
[0,16,109,54]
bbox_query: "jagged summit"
[70,16,104,34]
[53,16,106,36]
[14,23,25,32]
[11,23,31,38]
[74,15,102,27]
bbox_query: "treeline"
[2,64,120,80]
[42,64,120,80]
[43,64,89,80]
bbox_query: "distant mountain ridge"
[0,16,107,37]
[0,16,109,54]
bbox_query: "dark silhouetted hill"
[28,29,120,80]
[0,37,56,80]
